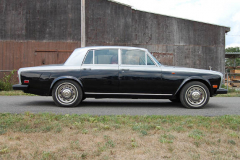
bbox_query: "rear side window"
[94,49,118,64]
[83,50,93,64]
[121,49,146,65]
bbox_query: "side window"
[121,49,146,65]
[83,50,93,64]
[147,55,155,65]
[94,49,118,64]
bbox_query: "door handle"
[83,68,91,70]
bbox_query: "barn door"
[34,50,72,66]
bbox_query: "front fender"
[174,76,212,96]
[50,76,84,93]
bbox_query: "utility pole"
[81,0,86,47]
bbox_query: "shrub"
[0,70,16,91]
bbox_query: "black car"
[13,46,227,108]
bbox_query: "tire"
[52,80,83,107]
[180,81,210,109]
[169,98,181,103]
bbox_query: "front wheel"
[180,81,210,109]
[52,80,82,107]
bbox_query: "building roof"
[108,0,230,32]
[225,52,240,58]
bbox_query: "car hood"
[162,65,223,77]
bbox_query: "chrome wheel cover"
[55,82,78,105]
[185,85,207,107]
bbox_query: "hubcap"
[62,89,72,99]
[185,85,207,107]
[55,83,78,105]
[191,91,201,100]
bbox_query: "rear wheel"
[52,80,82,107]
[180,81,210,109]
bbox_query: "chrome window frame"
[82,50,94,65]
[82,48,119,65]
[120,49,158,67]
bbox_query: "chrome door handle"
[83,68,91,70]
[121,69,129,72]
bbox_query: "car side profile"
[13,46,227,108]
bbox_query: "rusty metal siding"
[0,41,81,72]
[0,0,81,41]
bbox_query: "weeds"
[189,130,205,140]
[0,114,240,159]
[0,71,16,91]
[159,134,175,144]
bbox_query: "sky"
[113,0,240,48]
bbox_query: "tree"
[225,47,240,67]
[225,47,240,52]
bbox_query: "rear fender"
[50,76,84,95]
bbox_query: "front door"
[80,49,119,93]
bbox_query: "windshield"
[147,51,161,66]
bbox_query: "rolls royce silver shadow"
[13,46,227,108]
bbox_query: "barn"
[0,0,230,79]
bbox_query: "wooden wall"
[86,0,230,73]
[0,41,81,80]
[0,0,81,41]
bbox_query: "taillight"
[24,80,29,84]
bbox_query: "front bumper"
[12,84,28,91]
[216,88,227,94]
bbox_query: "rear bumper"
[12,84,28,91]
[216,88,228,94]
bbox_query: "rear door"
[119,49,162,94]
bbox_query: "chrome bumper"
[216,88,227,94]
[12,84,28,91]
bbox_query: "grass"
[0,113,240,159]
[216,92,240,97]
[0,91,35,96]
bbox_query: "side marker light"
[213,85,218,88]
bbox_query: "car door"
[80,49,119,93]
[119,49,162,94]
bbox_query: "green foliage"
[189,130,205,140]
[228,140,236,145]
[0,70,16,91]
[225,47,240,52]
[159,134,175,144]
[225,47,240,67]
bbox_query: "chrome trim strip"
[85,92,172,96]
[18,66,80,72]
[18,70,21,84]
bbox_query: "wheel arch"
[174,77,213,97]
[49,76,84,96]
